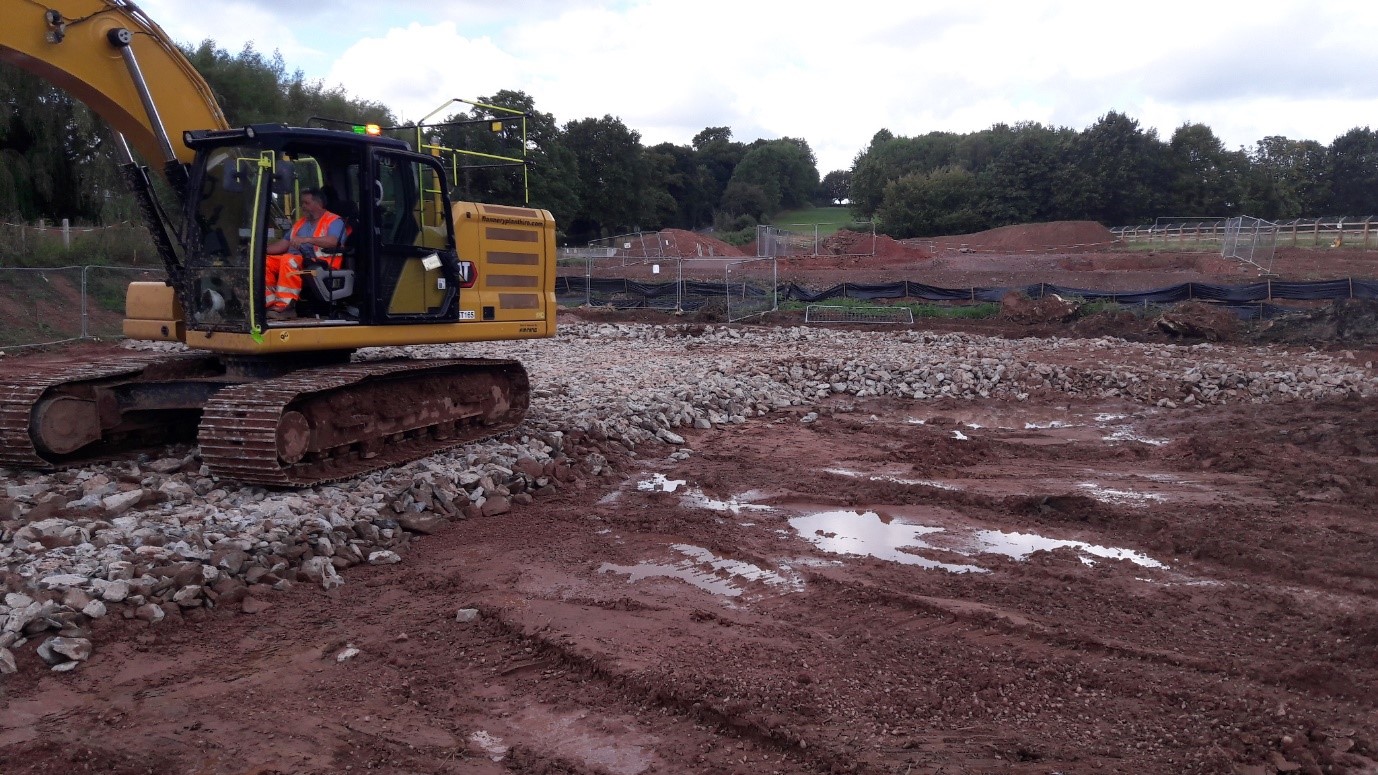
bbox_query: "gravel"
[2,323,1374,671]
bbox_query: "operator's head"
[300,188,327,218]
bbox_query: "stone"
[368,550,402,565]
[481,495,511,517]
[300,556,343,590]
[134,603,165,623]
[82,600,107,619]
[47,636,93,662]
[241,597,272,615]
[335,645,361,662]
[455,608,480,623]
[397,512,448,535]
[101,489,145,516]
[39,574,89,590]
[0,648,15,674]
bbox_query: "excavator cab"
[180,125,465,334]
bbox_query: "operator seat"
[303,198,358,304]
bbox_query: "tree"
[562,115,646,242]
[0,63,125,223]
[1247,136,1330,219]
[1166,123,1245,216]
[976,122,1065,226]
[183,41,391,128]
[1059,111,1169,224]
[876,167,984,238]
[818,170,852,205]
[849,130,961,218]
[1326,127,1378,214]
[726,138,819,216]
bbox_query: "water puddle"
[789,509,1168,572]
[1077,482,1167,507]
[681,488,774,515]
[1102,428,1169,446]
[637,474,686,493]
[599,544,800,596]
[824,468,964,491]
[789,511,987,573]
[972,529,1166,568]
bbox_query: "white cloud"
[119,0,1378,172]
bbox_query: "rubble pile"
[3,323,1374,673]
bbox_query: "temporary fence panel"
[0,266,86,348]
[805,305,915,324]
[1222,216,1279,273]
[725,258,777,322]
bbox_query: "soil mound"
[660,228,746,258]
[819,230,925,259]
[925,221,1119,254]
[999,291,1080,324]
[1251,299,1378,345]
[1155,301,1239,342]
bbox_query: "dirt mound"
[999,290,1080,324]
[1251,299,1378,345]
[926,220,1119,254]
[660,228,746,258]
[819,229,925,260]
[1154,301,1239,342]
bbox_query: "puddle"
[1024,420,1076,429]
[1077,482,1167,507]
[637,474,686,493]
[599,544,800,597]
[789,508,1168,573]
[789,511,987,573]
[972,530,1166,569]
[681,488,774,515]
[1102,428,1169,446]
[824,468,964,491]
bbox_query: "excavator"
[0,1,556,486]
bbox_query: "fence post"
[81,265,89,339]
[62,218,71,250]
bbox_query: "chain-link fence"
[1222,216,1280,273]
[756,222,877,257]
[0,265,166,348]
[725,258,777,322]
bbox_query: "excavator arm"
[0,0,227,169]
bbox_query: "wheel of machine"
[276,410,312,465]
[31,396,102,456]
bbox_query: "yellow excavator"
[0,1,556,486]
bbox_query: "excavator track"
[0,351,216,471]
[198,358,529,487]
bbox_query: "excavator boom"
[0,0,227,168]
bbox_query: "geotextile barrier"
[555,276,1378,319]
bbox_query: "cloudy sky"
[137,0,1378,173]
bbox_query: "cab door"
[367,150,461,323]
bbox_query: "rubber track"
[198,358,527,488]
[0,352,200,470]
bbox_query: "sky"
[136,0,1378,174]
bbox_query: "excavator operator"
[264,188,345,319]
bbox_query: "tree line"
[850,114,1378,238]
[4,40,1378,243]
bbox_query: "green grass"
[768,207,860,237]
[781,297,999,319]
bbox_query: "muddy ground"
[2,234,1378,775]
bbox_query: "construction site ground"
[2,222,1378,775]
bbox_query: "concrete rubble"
[1,323,1374,672]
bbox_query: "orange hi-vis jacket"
[265,211,344,309]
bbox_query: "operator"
[264,188,345,319]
